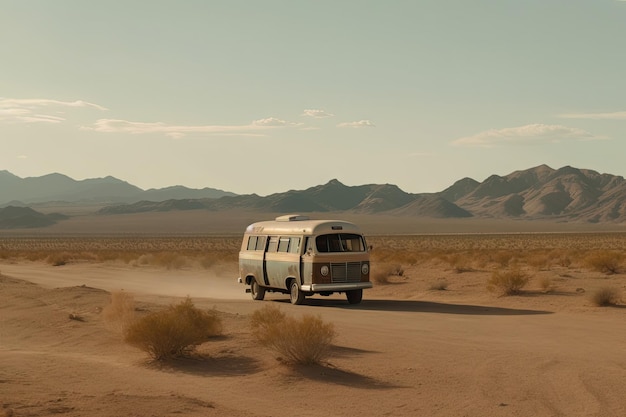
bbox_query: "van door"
[264,236,302,290]
[264,236,281,287]
[260,236,270,286]
[301,236,312,286]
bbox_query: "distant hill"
[98,165,626,223]
[99,179,474,219]
[4,165,626,224]
[0,170,236,206]
[0,206,67,229]
[441,164,626,222]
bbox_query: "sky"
[1,0,626,196]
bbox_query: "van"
[238,215,372,304]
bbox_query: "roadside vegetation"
[2,234,625,275]
[1,234,625,308]
[250,305,335,365]
[487,268,529,296]
[119,297,223,361]
[590,287,622,307]
[0,236,239,269]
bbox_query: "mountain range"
[2,165,626,228]
[0,170,235,206]
[98,164,626,223]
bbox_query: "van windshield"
[315,233,366,253]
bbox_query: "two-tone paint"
[238,215,372,305]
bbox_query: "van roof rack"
[275,214,310,222]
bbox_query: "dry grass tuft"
[429,280,449,291]
[538,277,556,293]
[124,297,222,360]
[526,253,551,270]
[46,252,71,266]
[441,253,474,273]
[585,251,623,275]
[250,305,335,365]
[590,287,622,307]
[102,291,136,334]
[487,268,529,296]
[492,251,515,267]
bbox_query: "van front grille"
[331,262,362,283]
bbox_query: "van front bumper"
[300,282,373,292]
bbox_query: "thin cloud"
[452,124,600,148]
[408,151,435,157]
[302,109,334,118]
[0,98,107,111]
[559,111,626,120]
[252,117,302,127]
[337,120,376,128]
[0,97,107,124]
[83,118,290,138]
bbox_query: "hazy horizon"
[0,162,621,197]
[2,1,625,195]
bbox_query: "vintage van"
[238,215,372,305]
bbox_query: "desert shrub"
[124,297,222,360]
[585,251,622,275]
[538,277,556,293]
[492,251,515,267]
[429,280,449,291]
[526,253,550,270]
[590,287,622,307]
[102,291,136,334]
[441,253,474,273]
[487,268,529,296]
[250,305,335,365]
[46,252,72,266]
[556,255,572,268]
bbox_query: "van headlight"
[361,263,369,275]
[320,265,329,276]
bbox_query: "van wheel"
[346,289,363,304]
[289,280,305,305]
[251,279,265,301]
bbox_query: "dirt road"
[2,261,626,416]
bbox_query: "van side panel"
[239,234,265,286]
[265,252,299,289]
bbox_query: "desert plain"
[1,213,626,417]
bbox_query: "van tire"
[289,280,305,305]
[346,289,363,304]
[251,279,265,301]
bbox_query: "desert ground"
[2,228,626,417]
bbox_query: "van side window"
[255,236,267,251]
[267,236,279,252]
[289,237,301,254]
[247,236,257,251]
[278,237,290,252]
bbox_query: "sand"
[2,259,626,417]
